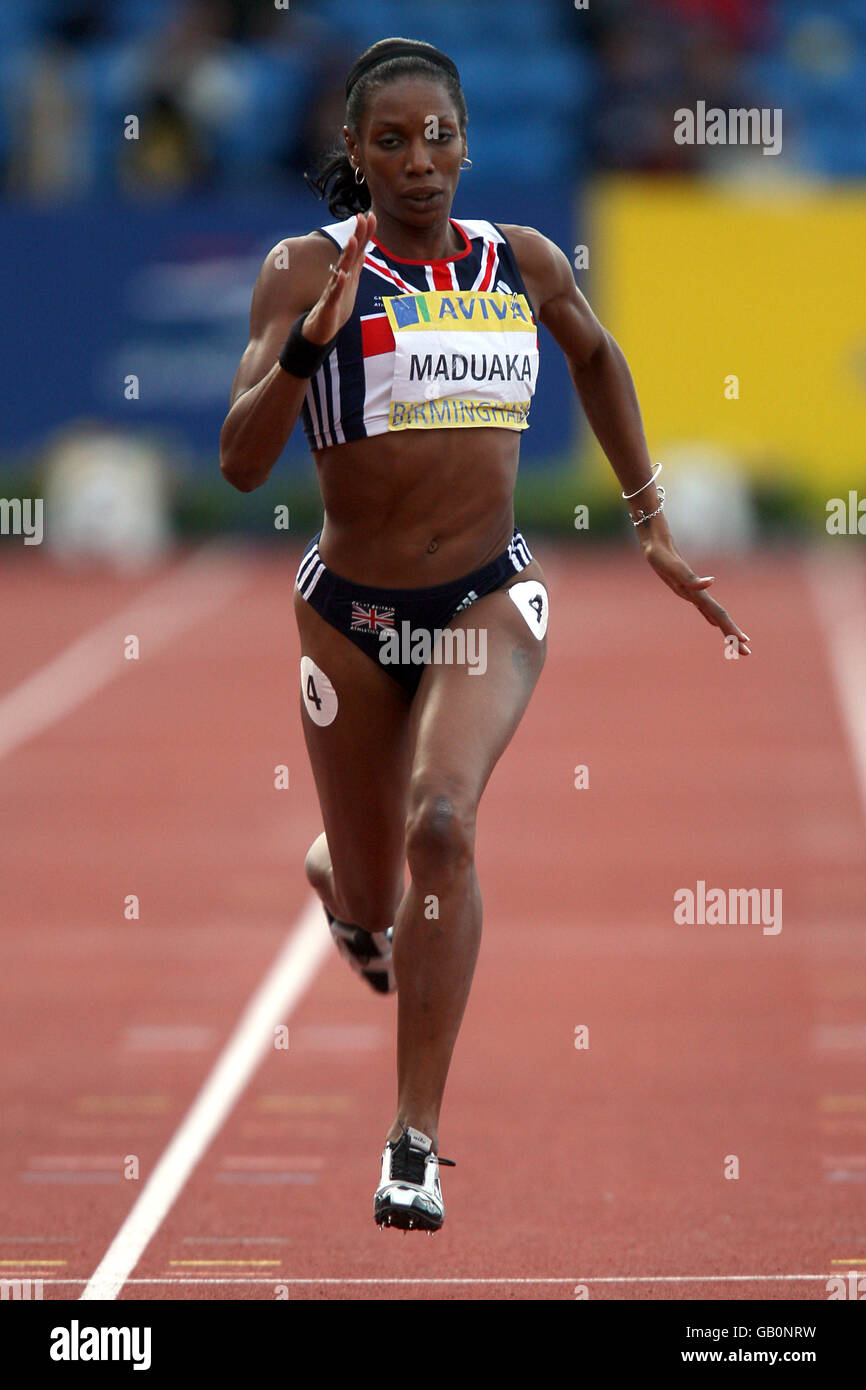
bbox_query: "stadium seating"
[1,0,864,196]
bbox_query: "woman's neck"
[367,208,463,261]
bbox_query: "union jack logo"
[350,601,396,633]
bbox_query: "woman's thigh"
[293,583,415,927]
[405,558,549,833]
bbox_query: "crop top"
[299,216,540,451]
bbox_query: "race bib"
[382,290,539,431]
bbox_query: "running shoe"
[374,1125,456,1232]
[324,908,396,994]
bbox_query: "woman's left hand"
[638,519,751,656]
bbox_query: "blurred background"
[0,0,864,559]
[1,2,865,1305]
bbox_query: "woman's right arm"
[219,212,375,492]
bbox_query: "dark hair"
[305,38,468,219]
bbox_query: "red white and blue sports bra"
[300,216,540,451]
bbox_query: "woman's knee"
[405,777,476,886]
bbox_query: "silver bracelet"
[621,461,662,500]
[631,485,666,526]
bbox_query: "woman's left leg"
[387,559,549,1152]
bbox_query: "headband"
[345,39,461,100]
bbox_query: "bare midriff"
[312,425,521,586]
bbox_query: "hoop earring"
[460,157,472,170]
[354,165,366,185]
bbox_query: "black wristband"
[278,313,337,378]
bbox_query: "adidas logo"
[452,589,478,614]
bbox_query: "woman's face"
[345,76,467,230]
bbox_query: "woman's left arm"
[504,225,751,655]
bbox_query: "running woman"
[220,37,750,1233]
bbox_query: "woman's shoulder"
[494,225,575,318]
[258,227,340,281]
[496,223,559,262]
[246,227,340,323]
[495,223,573,302]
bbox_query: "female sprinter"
[219,38,750,1234]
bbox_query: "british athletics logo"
[350,602,396,633]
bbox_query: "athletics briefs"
[382,290,539,432]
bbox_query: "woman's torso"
[302,216,541,585]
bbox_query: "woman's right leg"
[293,583,414,934]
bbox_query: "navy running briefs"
[295,529,534,697]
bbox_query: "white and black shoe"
[324,908,396,995]
[374,1125,456,1232]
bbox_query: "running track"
[1,540,864,1301]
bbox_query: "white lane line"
[806,549,866,827]
[0,543,252,762]
[80,897,331,1301]
[49,1274,842,1287]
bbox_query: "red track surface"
[1,541,864,1301]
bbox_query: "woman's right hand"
[302,211,377,346]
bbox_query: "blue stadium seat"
[313,0,562,56]
[457,45,592,120]
[0,11,37,46]
[375,0,562,45]
[214,48,313,182]
[801,114,866,177]
[834,0,866,38]
[67,42,140,193]
[741,54,808,109]
[0,0,54,46]
[106,0,175,40]
[469,111,582,182]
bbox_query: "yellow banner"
[589,178,866,496]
